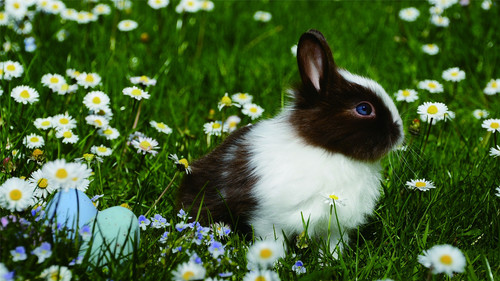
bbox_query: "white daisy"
[23,133,44,149]
[55,129,79,144]
[5,0,28,20]
[67,162,92,191]
[242,103,264,120]
[123,86,150,100]
[150,120,173,134]
[171,261,206,281]
[417,101,448,123]
[322,192,347,206]
[66,68,81,79]
[148,0,169,9]
[199,0,214,11]
[395,89,419,103]
[483,79,500,95]
[482,118,500,133]
[399,7,420,22]
[98,126,120,140]
[46,0,66,14]
[41,159,74,191]
[418,80,444,93]
[118,19,138,31]
[131,136,160,156]
[0,177,34,212]
[431,15,450,27]
[11,85,39,104]
[91,145,113,157]
[242,270,280,281]
[218,93,240,111]
[247,239,284,268]
[472,109,489,120]
[422,44,439,55]
[231,92,253,105]
[60,8,78,21]
[0,11,10,26]
[51,113,77,130]
[291,44,298,57]
[418,244,465,277]
[489,146,500,158]
[28,169,55,199]
[169,154,192,174]
[203,121,225,136]
[113,0,132,11]
[225,115,241,132]
[40,265,72,281]
[54,83,78,95]
[76,72,101,89]
[429,0,459,9]
[175,0,202,13]
[41,73,66,90]
[495,186,500,197]
[2,60,24,79]
[85,114,109,128]
[482,0,492,10]
[429,6,444,15]
[92,4,111,15]
[442,67,465,82]
[406,179,436,191]
[253,11,272,22]
[130,75,157,86]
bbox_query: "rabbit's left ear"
[297,30,338,93]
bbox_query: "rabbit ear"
[297,30,338,93]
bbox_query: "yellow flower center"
[238,93,247,99]
[139,140,152,150]
[20,90,30,99]
[182,271,195,280]
[95,119,103,126]
[157,122,166,129]
[212,123,221,129]
[440,254,453,265]
[427,105,438,115]
[255,277,267,281]
[60,84,69,91]
[104,129,113,135]
[131,89,142,96]
[451,72,458,77]
[41,120,50,126]
[83,153,95,161]
[30,136,39,143]
[97,146,107,153]
[249,107,258,113]
[59,118,69,125]
[85,74,95,83]
[229,121,238,128]
[6,64,16,71]
[492,81,498,88]
[179,158,189,169]
[415,181,426,188]
[92,97,101,104]
[221,95,232,106]
[55,168,68,179]
[13,2,20,9]
[38,178,48,189]
[50,77,59,84]
[9,189,22,201]
[491,122,499,129]
[32,149,43,157]
[329,194,339,200]
[259,248,272,259]
[402,90,411,97]
[50,272,61,281]
[63,131,73,138]
[428,82,437,89]
[187,0,195,7]
[140,75,149,82]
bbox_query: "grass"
[0,0,499,280]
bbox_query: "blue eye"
[356,103,373,116]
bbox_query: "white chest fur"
[245,113,382,242]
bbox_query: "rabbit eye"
[355,102,373,116]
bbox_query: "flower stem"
[132,99,143,130]
[421,118,433,154]
[145,171,179,217]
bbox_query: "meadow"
[0,0,499,280]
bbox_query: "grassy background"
[1,0,499,280]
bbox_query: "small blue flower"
[32,242,52,263]
[79,225,92,241]
[24,37,36,53]
[177,209,192,220]
[69,256,83,266]
[11,246,27,262]
[138,215,151,231]
[159,231,169,244]
[219,272,233,278]
[292,260,306,274]
[175,222,188,232]
[208,240,225,259]
[90,194,104,202]
[151,214,169,228]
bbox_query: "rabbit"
[178,29,404,255]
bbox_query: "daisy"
[92,4,111,15]
[2,60,24,79]
[406,179,436,191]
[66,68,81,79]
[395,89,419,102]
[204,121,224,136]
[291,44,298,57]
[218,93,240,111]
[5,0,28,20]
[131,136,160,156]
[175,0,202,13]
[130,75,157,86]
[46,0,66,14]
[41,73,65,90]
[0,177,34,212]
[54,83,78,95]
[40,265,72,281]
[417,101,448,122]
[150,120,173,134]
[243,270,280,281]
[489,146,500,158]
[60,8,78,21]
[482,118,500,133]
[422,44,439,55]
[247,239,284,268]
[28,169,55,199]
[199,0,214,11]
[32,242,52,263]
[431,15,450,27]
[85,115,109,128]
[118,19,138,31]
[90,105,114,120]
[41,159,75,190]
[442,67,465,82]
[0,11,10,26]
[123,86,150,100]
[322,192,347,206]
[242,103,264,120]
[23,133,44,149]
[113,0,132,11]
[472,109,489,119]
[56,129,79,144]
[253,11,272,22]
[483,79,500,95]
[90,145,113,157]
[482,0,492,10]
[429,6,444,15]
[225,115,241,132]
[10,246,27,261]
[399,7,420,22]
[98,126,120,140]
[148,0,169,9]
[429,0,459,9]
[67,162,92,191]
[418,244,465,277]
[495,186,500,197]
[232,92,253,105]
[171,261,206,281]
[169,154,192,174]
[51,113,77,130]
[417,80,444,93]
[11,85,39,104]
[76,72,101,89]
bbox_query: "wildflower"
[68,256,84,266]
[40,265,72,281]
[138,215,151,231]
[484,79,500,95]
[66,162,92,192]
[417,102,448,123]
[51,113,77,130]
[247,240,284,268]
[172,261,206,281]
[430,6,444,15]
[150,120,173,134]
[148,0,169,9]
[2,60,23,80]
[292,260,307,274]
[10,246,27,262]
[76,72,101,89]
[482,0,492,10]
[159,231,169,243]
[55,129,79,144]
[399,7,420,22]
[98,126,120,140]
[132,136,159,156]
[24,37,36,52]
[66,68,81,79]
[118,19,138,31]
[204,121,225,136]
[442,67,465,82]
[482,119,500,133]
[90,145,113,157]
[177,209,192,220]
[422,43,439,55]
[490,146,500,158]
[218,93,240,111]
[495,186,500,197]
[418,80,444,93]
[32,242,52,263]
[83,91,110,111]
[472,109,489,119]
[232,93,253,104]
[23,133,45,149]
[41,73,65,90]
[151,214,170,228]
[123,86,150,100]
[92,4,111,15]
[242,103,265,120]
[85,115,109,129]
[242,270,280,281]
[208,240,225,258]
[41,159,76,190]
[429,0,459,9]
[113,0,132,11]
[0,263,14,281]
[418,244,465,277]
[395,89,419,103]
[431,15,450,27]
[79,225,92,241]
[5,0,27,21]
[54,83,78,95]
[322,192,347,206]
[28,169,55,199]
[253,11,272,22]
[11,85,39,104]
[0,178,34,212]
[175,0,202,13]
[130,75,157,86]
[213,222,231,238]
[175,222,189,232]
[169,154,192,174]
[91,105,113,120]
[0,12,9,26]
[406,179,436,191]
[200,0,214,11]
[225,115,241,132]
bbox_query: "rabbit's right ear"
[297,30,338,94]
